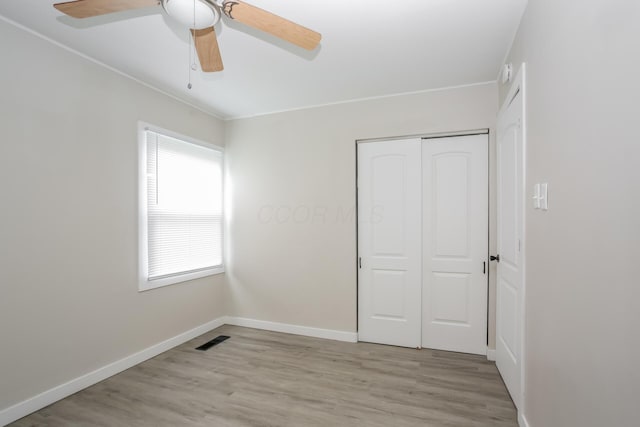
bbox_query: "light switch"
[540,183,549,210]
[532,184,541,209]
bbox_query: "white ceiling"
[0,0,527,119]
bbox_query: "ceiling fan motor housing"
[162,0,220,30]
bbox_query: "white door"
[421,135,489,355]
[357,138,422,348]
[496,72,525,408]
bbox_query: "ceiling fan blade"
[222,1,321,50]
[53,0,159,19]
[191,27,224,72]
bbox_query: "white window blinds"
[145,130,223,281]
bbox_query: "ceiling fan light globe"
[162,0,219,30]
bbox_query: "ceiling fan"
[52,0,322,72]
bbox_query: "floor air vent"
[196,335,230,351]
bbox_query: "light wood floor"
[11,325,517,426]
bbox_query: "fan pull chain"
[191,0,197,71]
[187,0,197,90]
[187,29,193,90]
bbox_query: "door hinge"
[359,257,362,269]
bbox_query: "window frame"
[137,121,225,292]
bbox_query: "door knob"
[490,254,500,262]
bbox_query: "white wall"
[225,83,498,338]
[500,0,640,425]
[0,19,227,412]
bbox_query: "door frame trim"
[356,129,489,144]
[497,62,527,413]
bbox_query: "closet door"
[421,134,489,355]
[357,139,422,348]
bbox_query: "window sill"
[138,267,225,292]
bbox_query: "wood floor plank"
[10,325,517,427]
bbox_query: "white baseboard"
[0,316,357,425]
[224,316,358,343]
[0,317,226,427]
[486,348,496,361]
[518,411,530,427]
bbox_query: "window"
[138,123,224,291]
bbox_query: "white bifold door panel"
[358,135,488,353]
[496,84,525,408]
[357,138,422,348]
[422,135,488,355]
